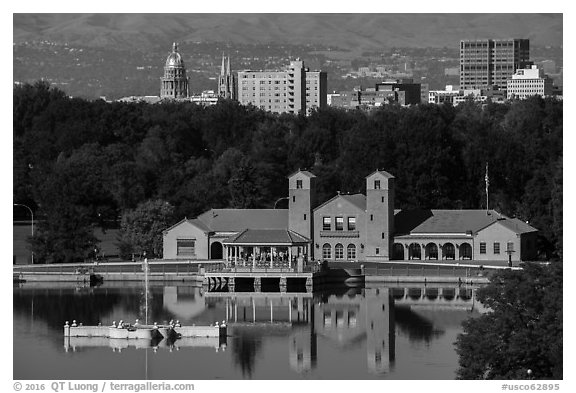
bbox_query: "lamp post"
[14,203,34,264]
[273,196,289,209]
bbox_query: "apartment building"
[237,59,326,115]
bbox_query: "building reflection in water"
[211,287,397,374]
[311,287,395,374]
[14,282,483,377]
[212,283,483,375]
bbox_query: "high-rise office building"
[460,39,530,90]
[237,59,326,115]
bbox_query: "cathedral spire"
[173,42,178,52]
[217,54,236,101]
[221,53,226,76]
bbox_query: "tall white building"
[237,59,326,115]
[507,65,553,99]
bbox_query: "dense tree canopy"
[117,199,175,259]
[13,81,563,262]
[455,262,562,379]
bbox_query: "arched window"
[392,243,405,260]
[347,244,356,260]
[210,242,223,259]
[460,243,472,260]
[335,243,344,259]
[408,243,421,260]
[425,243,438,260]
[322,243,331,260]
[442,243,455,260]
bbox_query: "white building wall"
[475,222,521,262]
[163,222,210,260]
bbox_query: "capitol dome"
[165,42,185,68]
[160,42,189,99]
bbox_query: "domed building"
[160,42,189,99]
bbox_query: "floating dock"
[63,321,226,340]
[64,336,223,352]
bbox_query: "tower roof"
[366,170,395,179]
[287,170,316,179]
[165,42,185,68]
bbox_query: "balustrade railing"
[365,265,487,278]
[203,261,320,274]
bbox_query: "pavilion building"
[163,170,538,264]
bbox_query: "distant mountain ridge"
[13,13,563,53]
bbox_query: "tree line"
[456,261,562,379]
[13,81,562,263]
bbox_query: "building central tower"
[365,170,395,261]
[160,42,189,99]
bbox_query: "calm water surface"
[13,282,485,380]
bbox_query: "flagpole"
[485,162,489,212]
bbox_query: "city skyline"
[12,13,563,101]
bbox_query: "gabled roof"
[341,194,367,210]
[162,218,211,234]
[196,209,288,232]
[287,169,316,179]
[366,169,395,179]
[314,193,366,212]
[223,229,310,245]
[481,217,538,234]
[394,209,507,235]
[189,218,212,233]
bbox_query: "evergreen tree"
[455,262,563,379]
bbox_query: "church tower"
[218,54,236,100]
[160,42,189,99]
[365,170,395,261]
[288,170,316,255]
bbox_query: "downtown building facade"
[428,85,506,105]
[507,65,554,99]
[237,59,327,115]
[460,39,530,90]
[163,170,538,264]
[329,79,421,110]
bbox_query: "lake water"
[13,282,485,380]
